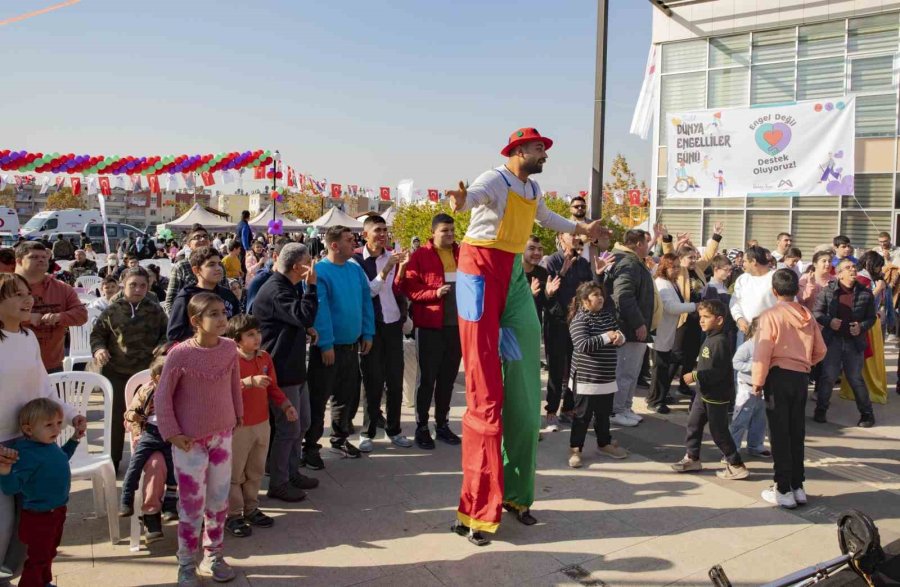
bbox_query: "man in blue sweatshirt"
[304,225,375,464]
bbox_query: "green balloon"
[51,152,60,159]
[155,162,163,170]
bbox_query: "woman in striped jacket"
[567,282,629,468]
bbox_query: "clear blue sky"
[2,0,653,195]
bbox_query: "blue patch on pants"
[456,271,484,322]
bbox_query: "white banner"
[666,97,855,198]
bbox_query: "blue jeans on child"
[121,423,176,506]
[730,394,767,454]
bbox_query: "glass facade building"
[652,8,900,252]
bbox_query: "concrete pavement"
[48,347,900,586]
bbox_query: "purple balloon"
[126,162,135,170]
[51,167,60,173]
[18,150,26,158]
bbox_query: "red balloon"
[266,171,275,179]
[275,171,283,179]
[262,157,272,166]
[270,190,279,200]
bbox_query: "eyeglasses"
[571,205,586,210]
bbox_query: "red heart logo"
[763,130,782,146]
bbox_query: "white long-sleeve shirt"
[462,166,576,249]
[729,271,777,324]
[0,329,78,442]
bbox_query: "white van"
[21,209,102,239]
[0,207,20,239]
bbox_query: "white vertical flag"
[630,44,658,140]
[115,175,126,190]
[39,176,51,195]
[0,175,7,191]
[222,169,236,184]
[87,176,99,196]
[397,179,416,204]
[166,173,178,192]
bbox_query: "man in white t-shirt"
[730,245,777,345]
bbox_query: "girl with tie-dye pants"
[155,293,244,586]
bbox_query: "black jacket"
[694,329,734,403]
[253,272,318,386]
[524,264,549,323]
[166,284,241,343]
[604,245,655,342]
[544,252,596,321]
[813,279,876,352]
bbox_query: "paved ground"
[49,346,900,587]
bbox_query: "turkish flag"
[55,176,65,189]
[287,166,296,188]
[379,187,390,200]
[70,177,81,195]
[330,183,342,198]
[98,176,111,196]
[130,174,142,191]
[427,189,439,202]
[253,166,266,180]
[147,174,160,194]
[201,171,215,186]
[628,188,642,206]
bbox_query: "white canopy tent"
[157,203,234,232]
[249,204,307,231]
[382,206,397,226]
[310,207,364,231]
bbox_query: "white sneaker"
[886,334,898,344]
[389,434,413,448]
[792,486,808,505]
[610,413,639,427]
[544,414,559,432]
[761,485,797,509]
[623,408,643,423]
[358,435,374,453]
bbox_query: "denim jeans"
[730,393,766,453]
[815,336,873,418]
[120,424,175,505]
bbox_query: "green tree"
[44,187,87,211]
[602,154,649,229]
[283,189,324,223]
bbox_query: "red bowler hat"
[500,127,554,157]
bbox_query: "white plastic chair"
[75,275,103,291]
[63,309,101,371]
[49,371,120,544]
[124,369,152,552]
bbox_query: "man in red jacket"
[400,214,462,450]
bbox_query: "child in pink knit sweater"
[155,292,243,586]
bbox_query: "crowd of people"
[0,187,896,582]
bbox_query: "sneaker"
[225,516,252,538]
[358,435,374,453]
[266,482,307,503]
[289,473,319,490]
[435,423,461,445]
[502,503,537,525]
[390,434,414,448]
[415,426,436,449]
[177,563,199,587]
[813,410,827,424]
[199,555,236,583]
[623,408,643,423]
[654,404,671,414]
[716,462,750,480]
[858,415,875,428]
[671,456,702,473]
[301,450,325,470]
[761,485,797,509]
[544,413,559,432]
[792,486,808,505]
[143,512,164,544]
[331,439,361,458]
[886,333,898,344]
[568,447,583,469]
[597,441,628,460]
[118,502,134,518]
[610,413,638,427]
[244,509,275,527]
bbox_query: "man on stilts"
[446,128,610,545]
